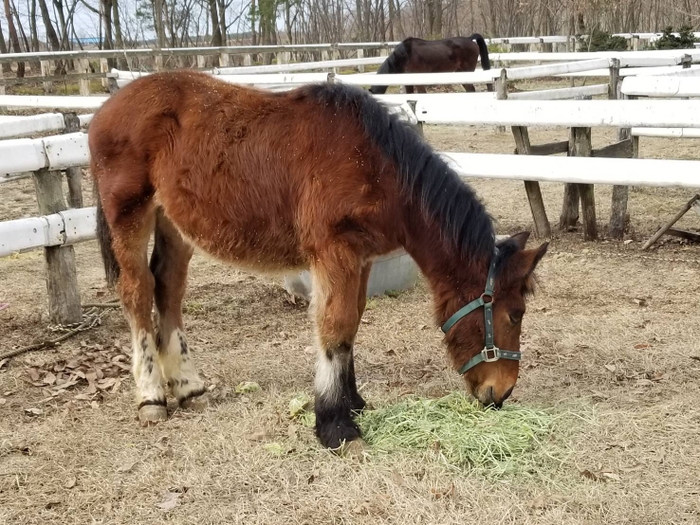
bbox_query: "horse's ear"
[523,242,549,276]
[508,231,531,250]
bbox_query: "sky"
[1,0,257,45]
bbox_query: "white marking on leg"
[159,329,205,400]
[314,339,350,404]
[131,329,165,404]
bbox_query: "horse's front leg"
[311,253,369,449]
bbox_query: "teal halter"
[441,250,521,375]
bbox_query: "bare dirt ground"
[2,101,700,524]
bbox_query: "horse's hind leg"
[312,250,367,449]
[149,211,208,409]
[462,83,476,93]
[106,193,166,424]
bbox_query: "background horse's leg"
[149,211,208,410]
[405,85,414,94]
[462,83,476,93]
[311,252,367,449]
[107,198,166,425]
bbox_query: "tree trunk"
[217,0,226,45]
[209,0,222,47]
[0,22,12,73]
[3,0,25,77]
[153,0,165,48]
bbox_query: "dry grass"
[2,91,700,523]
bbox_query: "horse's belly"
[155,186,306,272]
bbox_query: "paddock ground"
[1,119,700,524]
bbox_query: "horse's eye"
[509,313,523,325]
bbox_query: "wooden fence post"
[357,48,365,72]
[407,100,424,138]
[220,52,230,68]
[41,60,53,93]
[154,53,164,71]
[570,126,597,241]
[495,69,507,133]
[196,55,206,69]
[78,58,91,95]
[32,169,83,325]
[243,54,253,66]
[608,58,633,240]
[63,112,83,209]
[511,126,552,239]
[100,58,109,88]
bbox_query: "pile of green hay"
[289,392,564,474]
[357,393,559,474]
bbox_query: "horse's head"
[441,232,548,408]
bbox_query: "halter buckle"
[480,293,493,304]
[481,347,500,362]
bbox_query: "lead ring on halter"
[440,248,521,375]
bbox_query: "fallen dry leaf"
[244,430,270,442]
[24,407,43,416]
[64,476,77,489]
[43,372,57,385]
[604,364,616,373]
[430,483,455,500]
[117,460,138,473]
[529,495,548,510]
[28,368,40,382]
[634,298,648,307]
[156,491,180,512]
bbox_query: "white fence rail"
[0,113,92,139]
[413,99,700,128]
[1,132,89,182]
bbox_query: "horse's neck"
[400,210,489,326]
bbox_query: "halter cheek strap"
[440,250,521,375]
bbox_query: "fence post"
[243,54,253,66]
[154,53,164,71]
[357,48,365,72]
[511,126,552,239]
[608,58,632,240]
[78,58,91,95]
[495,69,507,133]
[197,55,206,69]
[682,54,692,69]
[63,112,84,209]
[407,100,423,138]
[570,126,597,241]
[220,52,230,68]
[41,60,53,93]
[32,168,83,325]
[100,58,109,88]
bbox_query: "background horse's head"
[442,232,548,408]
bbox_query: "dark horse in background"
[369,34,493,94]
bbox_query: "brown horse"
[369,34,494,95]
[88,70,547,450]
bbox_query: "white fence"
[4,53,700,321]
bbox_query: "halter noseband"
[440,249,521,375]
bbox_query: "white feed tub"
[283,249,420,301]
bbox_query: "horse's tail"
[468,33,490,71]
[94,182,121,288]
[369,40,411,95]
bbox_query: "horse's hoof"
[339,437,368,461]
[179,390,210,411]
[138,404,168,426]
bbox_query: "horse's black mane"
[302,82,496,265]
